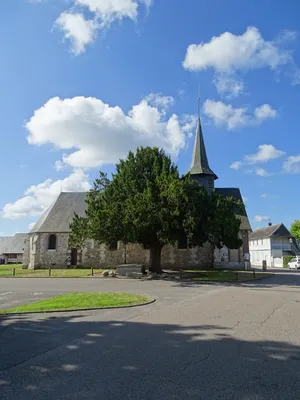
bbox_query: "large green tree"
[291,220,300,242]
[69,147,243,272]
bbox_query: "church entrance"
[70,248,78,266]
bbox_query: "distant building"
[249,223,300,267]
[0,233,27,264]
[23,104,251,270]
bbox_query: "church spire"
[188,90,218,180]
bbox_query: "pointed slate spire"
[187,91,218,180]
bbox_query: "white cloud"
[55,12,97,56]
[183,27,299,96]
[245,144,285,164]
[231,144,284,175]
[144,93,175,112]
[2,170,90,220]
[283,155,300,174]
[254,104,277,121]
[35,0,151,54]
[203,100,277,130]
[55,160,67,171]
[25,94,196,169]
[255,168,271,177]
[260,193,278,199]
[230,161,242,170]
[213,76,244,98]
[254,215,270,222]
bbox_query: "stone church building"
[23,114,251,270]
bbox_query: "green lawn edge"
[0,292,155,315]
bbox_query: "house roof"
[187,118,218,179]
[0,233,27,254]
[31,192,87,233]
[249,224,291,240]
[215,188,251,231]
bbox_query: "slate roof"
[31,192,87,233]
[249,224,292,240]
[187,118,218,179]
[215,188,251,231]
[0,233,27,254]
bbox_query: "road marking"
[33,292,44,295]
[1,292,12,296]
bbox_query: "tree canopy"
[69,146,243,272]
[291,220,300,242]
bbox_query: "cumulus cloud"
[203,100,277,130]
[32,0,151,54]
[231,144,285,176]
[245,144,285,164]
[183,27,299,96]
[254,215,270,222]
[56,12,98,56]
[25,94,196,169]
[255,168,271,177]
[3,170,90,220]
[230,161,243,170]
[283,155,300,174]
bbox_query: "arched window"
[48,234,57,250]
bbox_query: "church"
[23,113,251,270]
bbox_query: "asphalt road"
[1,271,300,399]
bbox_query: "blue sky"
[1,0,300,235]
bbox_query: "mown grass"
[183,270,272,282]
[0,292,152,314]
[0,265,104,278]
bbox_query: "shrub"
[283,256,294,268]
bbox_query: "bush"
[283,256,294,268]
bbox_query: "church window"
[109,240,118,250]
[48,234,57,250]
[178,236,187,249]
[208,178,213,190]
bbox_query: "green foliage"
[69,146,243,272]
[290,220,300,242]
[68,214,90,250]
[283,256,294,268]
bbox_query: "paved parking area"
[1,272,300,399]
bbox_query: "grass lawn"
[0,265,104,278]
[0,292,152,314]
[183,270,272,282]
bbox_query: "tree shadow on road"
[172,270,300,291]
[1,311,300,399]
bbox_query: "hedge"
[283,256,294,268]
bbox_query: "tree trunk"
[149,245,163,273]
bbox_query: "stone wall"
[22,235,30,268]
[81,241,213,269]
[23,231,248,270]
[24,232,214,269]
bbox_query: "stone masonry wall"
[24,231,248,270]
[22,235,30,268]
[24,232,214,269]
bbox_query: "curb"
[0,298,156,316]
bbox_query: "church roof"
[31,192,87,233]
[187,118,218,180]
[215,188,251,231]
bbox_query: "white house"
[249,223,300,267]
